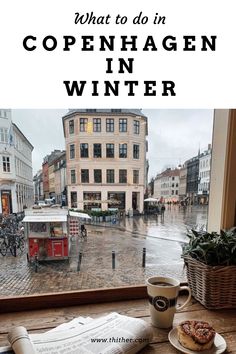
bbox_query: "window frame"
[70,169,76,184]
[94,169,102,183]
[119,118,127,132]
[106,169,115,183]
[1,110,234,314]
[93,118,101,132]
[80,143,89,158]
[119,169,127,183]
[81,169,89,183]
[133,144,140,159]
[106,118,114,132]
[133,120,140,134]
[119,143,127,158]
[106,143,114,158]
[80,118,88,132]
[2,156,11,172]
[93,143,102,158]
[69,119,75,135]
[69,144,75,159]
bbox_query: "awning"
[69,211,91,219]
[23,215,67,223]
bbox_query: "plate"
[168,327,226,354]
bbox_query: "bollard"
[77,252,83,271]
[142,247,146,268]
[112,251,116,269]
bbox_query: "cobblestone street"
[0,205,208,297]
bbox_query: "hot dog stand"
[23,208,70,262]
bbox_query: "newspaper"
[0,313,152,354]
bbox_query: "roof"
[12,123,34,150]
[23,215,67,222]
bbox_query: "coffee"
[151,281,174,287]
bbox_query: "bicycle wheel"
[0,241,7,256]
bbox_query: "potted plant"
[182,227,236,309]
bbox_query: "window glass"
[94,143,102,158]
[133,144,140,159]
[107,169,114,183]
[69,120,74,134]
[81,169,89,183]
[119,118,127,132]
[0,128,8,143]
[80,143,89,158]
[93,118,101,132]
[119,169,127,183]
[2,156,10,172]
[80,118,88,132]
[71,191,77,208]
[106,143,114,158]
[71,169,76,184]
[133,120,140,134]
[119,143,127,158]
[133,170,139,184]
[69,144,75,159]
[94,169,102,183]
[106,118,114,132]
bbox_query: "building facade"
[179,163,187,201]
[0,109,34,214]
[153,168,180,203]
[42,150,64,199]
[198,145,211,204]
[53,152,66,204]
[33,170,43,201]
[62,109,148,213]
[186,153,200,204]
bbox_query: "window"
[0,128,8,143]
[93,118,101,132]
[176,190,178,195]
[69,120,74,134]
[133,170,139,184]
[107,169,114,183]
[134,120,140,134]
[94,144,102,158]
[71,169,76,184]
[119,169,127,183]
[106,119,114,132]
[133,144,140,159]
[2,156,10,172]
[80,143,89,158]
[119,143,127,158]
[80,118,87,132]
[81,169,89,183]
[71,191,77,208]
[119,119,127,132]
[94,169,102,183]
[106,143,114,158]
[84,192,101,200]
[69,144,75,159]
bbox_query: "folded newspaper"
[0,312,153,354]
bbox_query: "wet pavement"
[0,205,208,296]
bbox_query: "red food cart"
[23,207,70,263]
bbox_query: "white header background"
[0,0,235,108]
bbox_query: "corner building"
[62,109,148,214]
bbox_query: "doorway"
[1,190,12,215]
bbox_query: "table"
[0,295,235,353]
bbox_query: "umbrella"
[144,197,159,202]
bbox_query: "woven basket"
[184,256,236,309]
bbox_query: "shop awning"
[69,211,91,219]
[23,215,67,223]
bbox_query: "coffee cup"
[146,276,191,328]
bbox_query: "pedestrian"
[161,204,166,220]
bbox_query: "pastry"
[177,320,216,351]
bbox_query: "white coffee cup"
[147,276,191,328]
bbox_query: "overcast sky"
[11,109,214,180]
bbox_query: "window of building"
[2,156,10,172]
[93,118,101,132]
[119,143,127,158]
[107,169,114,183]
[93,144,102,158]
[108,191,125,209]
[133,170,139,184]
[134,120,140,134]
[111,109,121,113]
[83,192,101,200]
[172,176,175,180]
[94,169,102,183]
[0,128,8,143]
[71,169,76,184]
[106,119,114,132]
[69,144,75,159]
[81,169,89,183]
[172,190,174,195]
[69,120,74,134]
[133,144,140,159]
[106,143,114,158]
[176,190,178,195]
[119,169,127,183]
[80,118,88,132]
[80,143,89,158]
[71,191,77,208]
[119,119,127,132]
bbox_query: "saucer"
[168,327,226,354]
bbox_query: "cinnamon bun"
[177,320,216,351]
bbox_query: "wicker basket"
[184,256,236,309]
